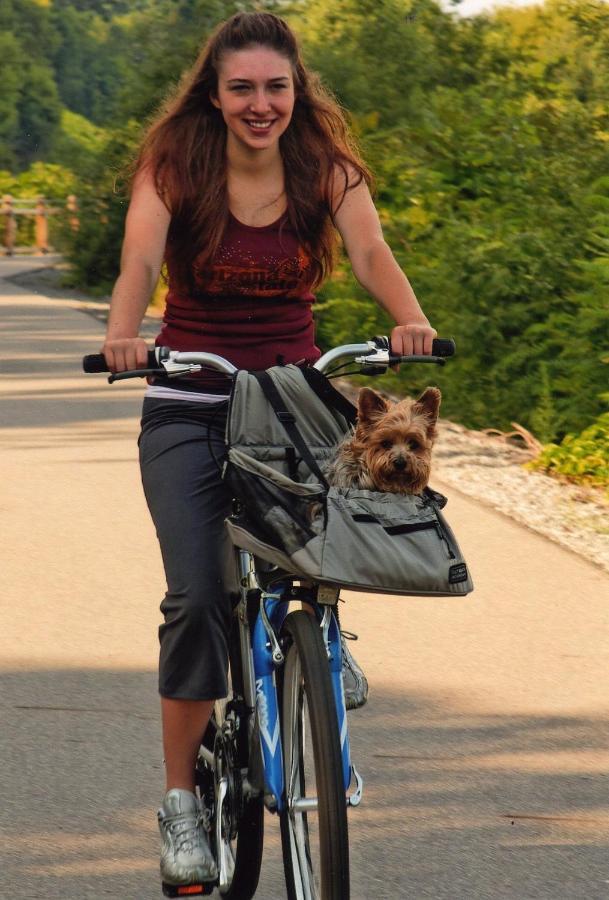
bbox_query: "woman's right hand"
[101,337,150,373]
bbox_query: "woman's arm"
[102,167,171,372]
[332,173,437,356]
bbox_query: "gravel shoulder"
[334,376,609,576]
[9,261,609,577]
[433,420,609,575]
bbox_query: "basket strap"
[301,367,358,426]
[252,370,330,490]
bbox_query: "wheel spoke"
[287,658,302,802]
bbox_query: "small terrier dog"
[326,386,441,495]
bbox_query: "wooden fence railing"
[1,195,79,255]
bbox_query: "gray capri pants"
[138,397,235,700]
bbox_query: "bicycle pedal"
[161,881,215,897]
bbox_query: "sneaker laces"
[200,805,212,832]
[165,812,206,855]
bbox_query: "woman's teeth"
[246,120,273,130]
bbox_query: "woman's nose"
[249,89,272,113]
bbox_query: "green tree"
[113,0,242,122]
[293,0,450,129]
[14,61,62,167]
[0,32,23,168]
[11,0,604,450]
[48,108,108,178]
[62,122,140,293]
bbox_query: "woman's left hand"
[391,322,437,357]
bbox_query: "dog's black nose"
[394,456,407,470]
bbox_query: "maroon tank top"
[156,212,321,390]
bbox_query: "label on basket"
[448,563,469,584]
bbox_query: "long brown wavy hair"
[133,11,373,293]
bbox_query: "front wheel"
[279,611,350,899]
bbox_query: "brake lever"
[162,362,203,378]
[107,361,203,384]
[389,354,447,367]
[108,368,162,383]
[353,349,447,375]
[354,349,391,370]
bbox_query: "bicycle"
[83,335,454,899]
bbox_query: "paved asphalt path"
[1,258,608,900]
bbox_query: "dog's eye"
[381,439,393,450]
[407,439,421,451]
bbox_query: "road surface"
[1,258,608,899]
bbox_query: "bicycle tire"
[198,621,264,900]
[279,610,350,899]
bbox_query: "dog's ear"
[357,387,389,426]
[413,387,441,428]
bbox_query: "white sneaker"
[158,788,217,885]
[341,631,369,710]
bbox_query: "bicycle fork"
[246,574,363,814]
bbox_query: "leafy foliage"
[0,14,61,169]
[0,0,607,458]
[529,412,609,493]
[0,161,76,197]
[293,0,609,438]
[59,123,140,293]
[0,161,76,247]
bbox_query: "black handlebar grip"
[82,351,159,373]
[431,338,456,358]
[82,353,109,372]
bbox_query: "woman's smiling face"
[212,45,296,151]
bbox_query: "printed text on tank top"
[191,212,312,299]
[147,209,321,402]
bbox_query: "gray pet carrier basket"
[223,364,474,597]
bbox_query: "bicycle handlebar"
[82,336,456,381]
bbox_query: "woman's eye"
[229,84,286,93]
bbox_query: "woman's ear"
[210,93,221,110]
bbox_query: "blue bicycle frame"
[235,550,355,815]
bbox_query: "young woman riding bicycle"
[101,10,437,890]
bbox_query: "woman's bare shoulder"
[328,161,366,213]
[131,165,170,210]
[121,165,171,270]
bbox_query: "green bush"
[529,411,609,494]
[60,122,140,294]
[0,161,76,250]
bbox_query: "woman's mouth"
[243,119,276,136]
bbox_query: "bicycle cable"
[205,396,231,477]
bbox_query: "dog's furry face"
[327,386,441,494]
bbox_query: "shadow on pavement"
[1,669,608,900]
[1,298,146,429]
[349,689,609,899]
[0,668,161,900]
